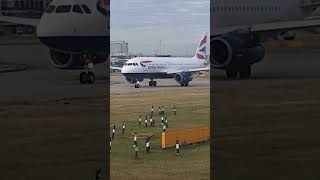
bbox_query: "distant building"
[110,57,127,68]
[111,41,128,54]
[0,0,52,35]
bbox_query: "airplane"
[0,0,110,84]
[111,33,210,88]
[211,0,320,79]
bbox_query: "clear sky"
[111,0,209,56]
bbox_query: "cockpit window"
[73,5,83,14]
[56,5,72,13]
[81,4,92,14]
[128,63,133,66]
[46,5,55,13]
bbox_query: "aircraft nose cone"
[36,16,52,47]
[36,16,47,38]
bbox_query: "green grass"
[0,97,107,180]
[213,79,320,180]
[110,88,210,180]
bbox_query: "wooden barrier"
[160,126,210,149]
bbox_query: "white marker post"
[176,140,180,155]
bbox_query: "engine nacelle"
[305,13,320,34]
[126,77,137,84]
[49,49,107,69]
[50,49,83,69]
[210,35,265,69]
[174,72,193,84]
[277,31,296,40]
[125,77,143,84]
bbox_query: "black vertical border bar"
[106,41,110,180]
[106,5,111,179]
[210,0,215,179]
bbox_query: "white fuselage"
[37,0,109,52]
[121,57,208,79]
[211,0,314,33]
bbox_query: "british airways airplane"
[211,0,320,79]
[0,0,109,84]
[111,33,210,88]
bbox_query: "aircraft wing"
[110,66,123,71]
[212,18,320,36]
[0,16,40,26]
[166,67,210,74]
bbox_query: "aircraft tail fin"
[194,32,207,60]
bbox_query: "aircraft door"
[142,63,148,71]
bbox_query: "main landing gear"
[80,71,95,84]
[226,65,251,79]
[180,82,189,87]
[134,82,140,88]
[149,80,157,87]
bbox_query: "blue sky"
[111,0,209,56]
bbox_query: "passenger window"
[73,5,83,14]
[128,63,132,66]
[56,5,71,13]
[81,4,92,14]
[46,5,55,13]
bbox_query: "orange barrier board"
[160,126,210,149]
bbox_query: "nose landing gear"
[80,54,96,84]
[80,71,95,84]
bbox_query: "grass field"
[110,88,210,180]
[0,97,107,180]
[212,78,320,180]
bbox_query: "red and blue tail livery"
[97,0,110,16]
[194,32,207,60]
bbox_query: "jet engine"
[305,12,320,34]
[49,49,107,69]
[277,31,296,40]
[125,77,143,84]
[49,49,83,69]
[174,72,193,86]
[125,77,137,84]
[210,35,265,69]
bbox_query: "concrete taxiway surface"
[111,73,209,95]
[212,48,320,80]
[0,44,107,102]
[0,44,107,179]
